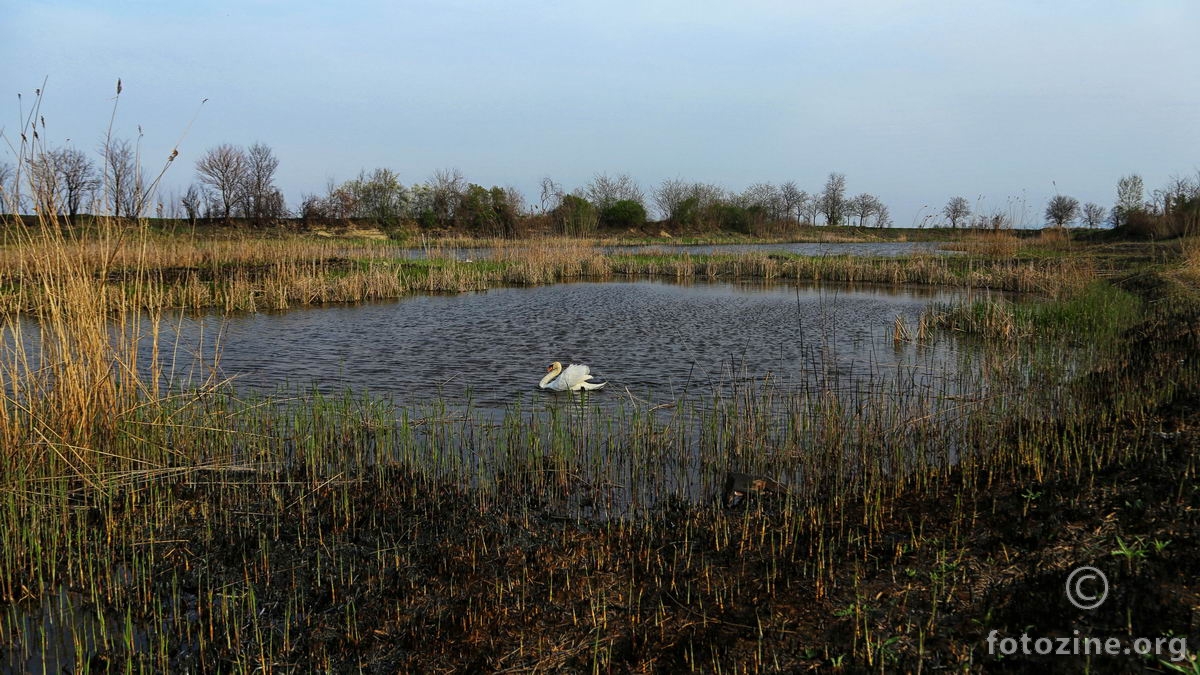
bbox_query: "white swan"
[539,361,606,391]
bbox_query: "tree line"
[938,172,1199,237]
[292,168,894,237]
[0,143,895,235]
[3,142,1197,238]
[8,139,150,221]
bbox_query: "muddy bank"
[73,397,1195,672]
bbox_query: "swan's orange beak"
[545,364,554,372]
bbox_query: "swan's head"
[539,361,565,389]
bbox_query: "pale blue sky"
[4,0,1198,226]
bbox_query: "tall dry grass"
[946,231,1023,257]
[943,228,1073,256]
[0,235,1099,314]
[1036,225,1073,250]
[1181,236,1200,271]
[1,209,164,493]
[488,238,611,283]
[0,86,207,487]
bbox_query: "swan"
[539,361,606,391]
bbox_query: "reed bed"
[940,228,1079,256]
[0,229,1102,315]
[942,230,1024,257]
[605,251,1095,296]
[0,229,398,277]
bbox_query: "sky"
[3,0,1198,227]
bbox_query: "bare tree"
[52,147,99,220]
[653,178,689,222]
[1159,174,1200,214]
[428,168,465,226]
[195,144,247,222]
[160,188,182,220]
[181,184,203,224]
[1081,202,1106,228]
[103,138,143,219]
[298,193,330,224]
[872,204,892,228]
[943,196,971,228]
[847,193,883,227]
[124,171,146,218]
[972,210,1011,231]
[739,183,785,220]
[653,179,726,228]
[241,142,284,224]
[503,185,527,216]
[325,177,358,222]
[819,172,847,226]
[779,181,808,223]
[1045,195,1080,227]
[798,192,821,225]
[0,162,13,213]
[28,151,60,217]
[1109,173,1145,226]
[586,173,644,211]
[31,149,99,219]
[538,176,563,213]
[344,168,408,222]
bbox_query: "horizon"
[3,1,1199,228]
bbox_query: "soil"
[132,406,1195,673]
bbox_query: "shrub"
[710,204,763,234]
[600,199,647,230]
[551,195,598,236]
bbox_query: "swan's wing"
[562,364,607,391]
[561,364,593,387]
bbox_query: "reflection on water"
[145,280,985,412]
[1,586,153,674]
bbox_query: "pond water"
[2,586,153,675]
[154,279,983,413]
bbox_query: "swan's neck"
[539,365,562,388]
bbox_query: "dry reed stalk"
[0,223,1099,316]
[1037,226,1072,249]
[946,231,1022,257]
[1180,236,1200,275]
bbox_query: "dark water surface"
[157,279,980,410]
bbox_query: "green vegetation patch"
[926,280,1142,344]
